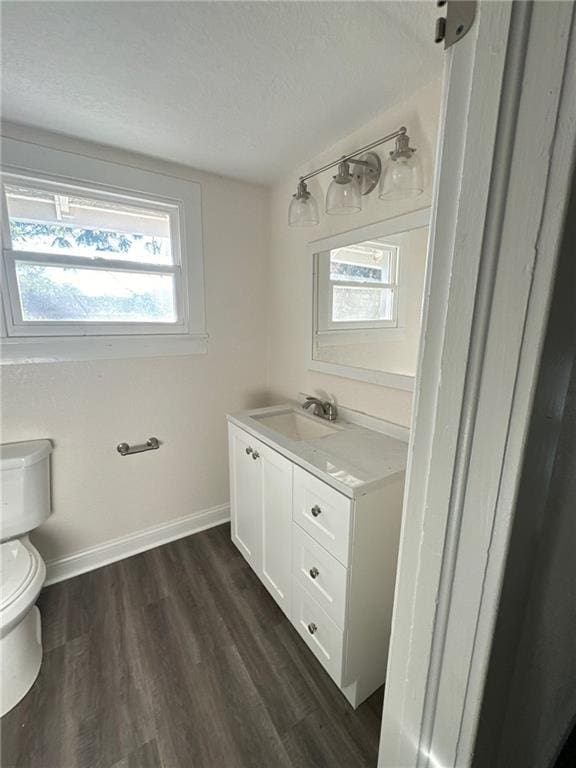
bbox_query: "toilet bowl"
[1,537,46,716]
[0,440,52,717]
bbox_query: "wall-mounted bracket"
[435,0,477,49]
[117,436,160,456]
[349,152,382,195]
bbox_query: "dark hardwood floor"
[2,524,383,768]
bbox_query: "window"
[1,139,205,362]
[4,179,180,330]
[317,238,399,332]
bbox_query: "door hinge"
[435,0,477,49]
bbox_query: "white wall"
[1,79,441,562]
[0,123,269,562]
[267,78,442,427]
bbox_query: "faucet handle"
[324,402,338,421]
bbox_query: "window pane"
[15,262,177,323]
[332,286,394,323]
[330,260,383,283]
[330,240,396,284]
[5,184,173,265]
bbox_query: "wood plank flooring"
[2,524,383,768]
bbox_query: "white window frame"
[0,138,206,363]
[316,243,399,333]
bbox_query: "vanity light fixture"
[288,180,320,227]
[379,133,423,200]
[325,160,362,215]
[288,126,422,227]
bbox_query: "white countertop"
[227,403,408,499]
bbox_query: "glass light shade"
[288,192,319,227]
[325,175,362,215]
[379,153,423,200]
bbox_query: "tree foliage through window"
[10,221,162,256]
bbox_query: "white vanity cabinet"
[228,414,406,709]
[228,424,292,614]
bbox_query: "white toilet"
[1,439,52,717]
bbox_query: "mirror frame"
[307,207,431,391]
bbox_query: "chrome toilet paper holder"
[117,437,160,456]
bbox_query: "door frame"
[379,2,576,766]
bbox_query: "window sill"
[314,327,405,348]
[0,333,208,364]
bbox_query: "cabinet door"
[260,444,292,614]
[229,424,262,570]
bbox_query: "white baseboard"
[44,503,230,586]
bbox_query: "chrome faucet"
[302,396,338,422]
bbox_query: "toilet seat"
[0,538,45,638]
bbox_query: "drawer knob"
[309,567,320,580]
[307,622,318,635]
[245,446,253,455]
[252,451,260,460]
[311,505,322,517]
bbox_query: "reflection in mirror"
[311,211,429,387]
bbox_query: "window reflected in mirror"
[312,214,429,384]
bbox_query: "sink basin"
[253,410,340,441]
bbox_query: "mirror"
[309,208,430,391]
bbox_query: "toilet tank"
[1,440,52,542]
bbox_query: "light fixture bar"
[288,125,420,226]
[298,126,407,183]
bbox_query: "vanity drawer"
[291,581,344,686]
[292,465,352,566]
[292,523,348,628]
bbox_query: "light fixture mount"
[350,152,382,196]
[333,160,354,185]
[389,133,417,161]
[293,179,311,199]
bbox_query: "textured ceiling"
[1,1,443,185]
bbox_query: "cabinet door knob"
[252,451,260,460]
[311,505,322,517]
[309,567,320,579]
[245,446,253,455]
[307,622,318,635]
